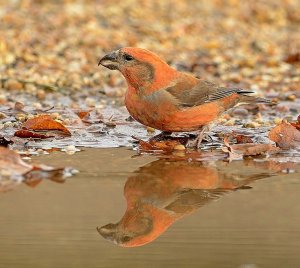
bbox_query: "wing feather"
[165,78,254,108]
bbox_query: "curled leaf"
[14,130,53,139]
[268,120,300,149]
[22,115,71,135]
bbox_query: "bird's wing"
[165,78,254,108]
[163,188,229,214]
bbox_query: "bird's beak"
[98,51,119,70]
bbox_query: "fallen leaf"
[76,110,92,119]
[290,115,300,131]
[14,130,53,139]
[222,137,279,160]
[284,52,300,64]
[231,131,253,144]
[133,136,185,152]
[268,120,300,149]
[22,115,71,135]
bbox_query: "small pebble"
[36,89,46,100]
[232,108,248,117]
[244,122,261,128]
[287,94,296,101]
[274,117,282,124]
[4,79,23,90]
[224,119,236,126]
[32,102,42,110]
[4,121,13,128]
[50,113,60,119]
[0,112,6,119]
[62,145,80,155]
[85,98,96,107]
[173,144,186,151]
[147,127,155,133]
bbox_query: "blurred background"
[0,0,299,102]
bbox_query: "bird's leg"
[187,123,214,148]
[195,125,212,147]
[149,131,172,142]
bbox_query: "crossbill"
[99,48,269,146]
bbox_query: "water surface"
[0,148,299,268]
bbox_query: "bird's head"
[98,47,177,91]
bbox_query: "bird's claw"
[187,133,213,148]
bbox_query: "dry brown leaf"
[231,131,253,144]
[76,110,92,119]
[14,130,53,139]
[290,115,300,131]
[22,115,71,135]
[134,137,184,152]
[268,120,300,149]
[284,52,300,64]
[222,137,279,160]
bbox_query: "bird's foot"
[187,127,212,148]
[149,131,172,142]
[187,134,212,148]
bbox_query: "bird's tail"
[238,92,272,104]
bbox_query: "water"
[0,148,300,268]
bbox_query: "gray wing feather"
[165,79,254,108]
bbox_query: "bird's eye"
[124,54,134,61]
[122,235,131,243]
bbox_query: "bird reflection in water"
[98,158,291,247]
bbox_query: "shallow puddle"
[0,148,300,268]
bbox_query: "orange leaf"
[134,137,183,152]
[268,121,300,149]
[284,52,300,64]
[233,143,279,156]
[222,137,279,160]
[231,131,253,144]
[290,115,300,131]
[76,110,92,119]
[22,115,71,135]
[14,130,53,139]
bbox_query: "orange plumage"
[99,47,269,145]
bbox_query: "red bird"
[99,47,269,147]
